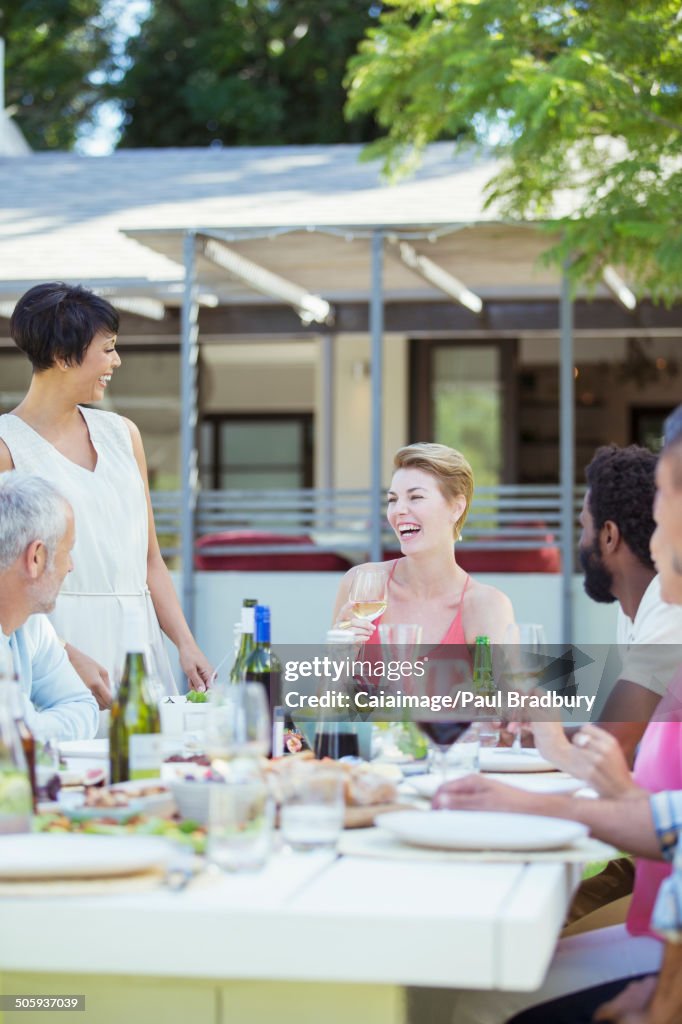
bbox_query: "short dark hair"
[585,444,657,570]
[10,282,119,371]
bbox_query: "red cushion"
[194,531,353,572]
[382,520,561,574]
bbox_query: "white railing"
[152,486,585,561]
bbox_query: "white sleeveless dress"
[0,408,176,696]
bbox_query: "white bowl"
[168,780,215,826]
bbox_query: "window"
[630,406,675,453]
[410,340,517,485]
[199,414,313,490]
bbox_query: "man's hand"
[571,724,642,799]
[179,643,213,693]
[65,645,112,710]
[594,975,658,1023]
[432,774,537,815]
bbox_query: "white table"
[0,843,581,1024]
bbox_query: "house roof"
[0,142,571,305]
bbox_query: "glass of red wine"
[416,719,476,782]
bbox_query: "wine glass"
[503,623,547,752]
[348,569,388,623]
[377,623,423,659]
[415,719,476,782]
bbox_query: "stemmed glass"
[377,623,423,659]
[415,719,475,782]
[348,569,388,623]
[503,623,547,752]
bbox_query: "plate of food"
[265,752,406,829]
[57,780,174,822]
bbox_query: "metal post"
[369,231,384,563]
[320,333,335,529]
[559,266,575,644]
[180,231,200,632]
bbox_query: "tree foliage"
[345,1,682,301]
[0,0,116,150]
[111,0,382,148]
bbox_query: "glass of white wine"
[503,622,547,753]
[348,568,389,622]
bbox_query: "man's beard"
[30,574,60,615]
[579,538,616,604]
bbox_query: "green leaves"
[346,0,682,300]
[111,0,384,148]
[1,0,117,150]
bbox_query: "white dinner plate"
[59,739,108,760]
[480,749,555,773]
[406,772,581,800]
[0,834,170,879]
[376,810,588,852]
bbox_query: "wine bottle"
[473,635,494,695]
[245,606,279,703]
[230,598,258,684]
[109,609,161,783]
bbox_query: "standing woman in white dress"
[0,282,213,709]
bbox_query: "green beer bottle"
[473,635,495,695]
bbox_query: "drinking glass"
[348,569,389,623]
[205,683,270,761]
[279,763,344,852]
[207,762,274,872]
[182,706,209,756]
[378,623,423,659]
[503,622,547,752]
[415,720,478,782]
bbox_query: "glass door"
[410,339,517,486]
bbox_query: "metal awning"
[119,221,576,643]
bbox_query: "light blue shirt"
[2,615,98,741]
[649,790,682,940]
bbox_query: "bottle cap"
[241,605,256,632]
[254,605,271,642]
[254,605,270,626]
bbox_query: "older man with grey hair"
[0,471,98,740]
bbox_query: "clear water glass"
[207,765,274,872]
[279,764,344,852]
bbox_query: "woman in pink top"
[627,523,682,937]
[332,442,515,647]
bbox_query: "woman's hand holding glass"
[334,568,389,642]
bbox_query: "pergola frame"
[177,225,576,642]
